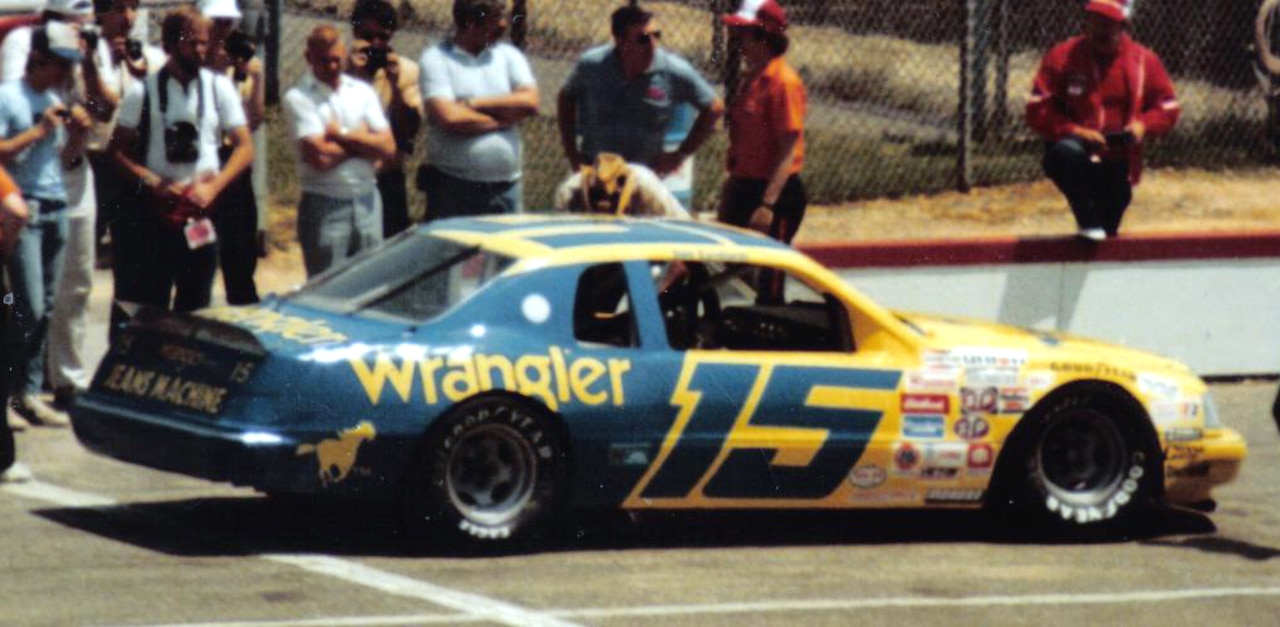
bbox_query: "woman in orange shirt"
[719,0,807,244]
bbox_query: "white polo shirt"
[283,72,389,199]
[116,66,247,184]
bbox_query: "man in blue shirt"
[557,4,723,184]
[0,23,90,428]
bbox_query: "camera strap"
[156,67,206,127]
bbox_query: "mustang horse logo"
[296,421,376,486]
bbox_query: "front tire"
[1004,390,1158,532]
[402,396,566,548]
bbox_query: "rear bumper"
[1163,428,1247,505]
[71,394,319,495]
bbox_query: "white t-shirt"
[94,43,167,149]
[418,41,535,183]
[116,66,247,184]
[553,163,691,219]
[283,72,389,199]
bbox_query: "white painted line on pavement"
[3,481,582,627]
[263,555,581,627]
[91,585,1280,627]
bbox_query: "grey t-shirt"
[419,41,536,183]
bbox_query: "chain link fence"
[272,0,1276,214]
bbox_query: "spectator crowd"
[0,0,1178,481]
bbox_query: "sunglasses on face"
[634,30,661,45]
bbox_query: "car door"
[623,259,904,509]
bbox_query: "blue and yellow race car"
[71,216,1246,545]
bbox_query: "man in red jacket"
[1026,0,1180,241]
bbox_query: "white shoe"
[1077,228,1107,242]
[0,462,33,484]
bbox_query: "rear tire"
[402,396,565,548]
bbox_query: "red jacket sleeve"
[1136,48,1180,138]
[1025,44,1075,141]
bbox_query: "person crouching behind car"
[1,164,33,482]
[554,153,690,218]
[106,6,253,337]
[283,25,395,277]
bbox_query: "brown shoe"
[13,394,70,428]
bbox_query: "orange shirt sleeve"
[0,165,17,200]
[768,68,807,136]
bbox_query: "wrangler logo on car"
[349,346,632,411]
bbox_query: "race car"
[71,215,1246,545]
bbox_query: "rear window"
[289,233,514,322]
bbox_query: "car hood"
[897,312,1195,378]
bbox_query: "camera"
[1105,131,1134,149]
[125,39,143,61]
[164,121,200,164]
[224,30,256,61]
[80,24,101,51]
[365,46,390,72]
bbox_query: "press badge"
[184,217,218,250]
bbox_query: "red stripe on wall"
[799,230,1280,269]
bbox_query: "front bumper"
[1163,427,1247,505]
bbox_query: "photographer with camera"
[347,0,422,238]
[106,6,253,321]
[199,0,263,306]
[1027,0,1180,241]
[0,24,91,428]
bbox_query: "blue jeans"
[297,190,383,278]
[421,166,522,220]
[4,198,69,395]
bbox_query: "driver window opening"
[652,261,854,353]
[574,263,637,348]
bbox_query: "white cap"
[198,0,242,19]
[43,0,93,17]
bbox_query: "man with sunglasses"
[347,0,421,238]
[557,4,723,201]
[418,0,537,218]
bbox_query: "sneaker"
[1077,228,1107,242]
[12,394,70,428]
[6,406,30,432]
[0,462,33,484]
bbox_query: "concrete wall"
[800,232,1280,377]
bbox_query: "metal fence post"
[265,0,281,105]
[958,0,975,193]
[511,0,527,49]
[991,0,1010,138]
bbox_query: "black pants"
[88,150,122,250]
[212,168,260,305]
[378,168,410,238]
[719,174,808,244]
[109,204,217,343]
[1043,139,1132,236]
[1,270,13,474]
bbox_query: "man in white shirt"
[284,24,394,277]
[106,6,253,321]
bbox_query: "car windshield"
[288,233,514,323]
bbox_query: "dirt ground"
[257,166,1280,292]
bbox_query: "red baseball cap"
[722,0,788,35]
[1085,0,1132,22]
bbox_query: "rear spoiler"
[130,307,268,358]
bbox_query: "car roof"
[422,215,801,266]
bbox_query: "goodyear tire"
[1020,391,1157,531]
[403,396,565,548]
